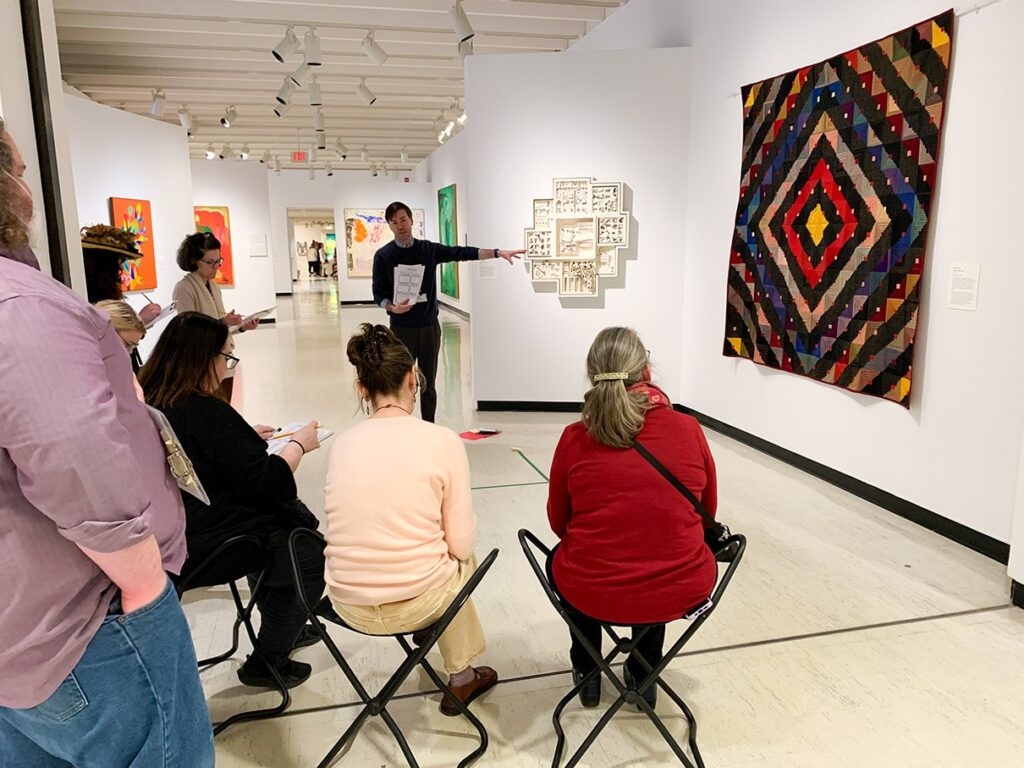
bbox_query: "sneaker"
[237,655,312,690]
[439,666,498,717]
[290,625,322,652]
[623,665,657,710]
[572,668,601,708]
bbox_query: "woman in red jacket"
[547,327,718,709]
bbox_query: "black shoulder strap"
[633,439,716,528]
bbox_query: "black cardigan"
[161,394,297,548]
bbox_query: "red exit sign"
[291,150,307,162]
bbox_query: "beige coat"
[172,271,226,320]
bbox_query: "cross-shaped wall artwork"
[524,177,630,297]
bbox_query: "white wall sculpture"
[524,177,630,297]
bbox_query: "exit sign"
[291,150,307,162]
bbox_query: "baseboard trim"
[1013,580,1024,609]
[439,301,471,319]
[477,400,583,413]
[471,399,1009,564]
[680,406,1010,565]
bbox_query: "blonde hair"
[581,327,651,449]
[96,300,145,336]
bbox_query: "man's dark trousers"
[391,321,441,422]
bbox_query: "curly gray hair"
[0,117,31,249]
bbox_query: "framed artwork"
[324,232,337,258]
[438,184,459,299]
[524,178,629,297]
[193,206,234,286]
[344,208,426,278]
[723,10,953,406]
[109,197,157,292]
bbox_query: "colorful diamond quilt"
[724,10,953,406]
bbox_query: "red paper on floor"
[459,429,501,441]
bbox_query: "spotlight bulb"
[272,26,299,63]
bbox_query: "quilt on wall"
[724,10,953,407]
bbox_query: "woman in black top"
[139,312,326,688]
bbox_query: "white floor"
[187,282,1024,767]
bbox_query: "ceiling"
[53,0,628,173]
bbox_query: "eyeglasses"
[201,258,224,267]
[219,352,240,370]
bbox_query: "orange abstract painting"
[194,206,234,286]
[110,197,157,292]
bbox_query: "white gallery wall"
[63,94,194,318]
[268,170,436,302]
[414,130,473,315]
[1,0,83,288]
[668,0,1023,543]
[467,46,690,402]
[190,160,276,319]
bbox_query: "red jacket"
[547,386,718,624]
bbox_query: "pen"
[272,423,320,440]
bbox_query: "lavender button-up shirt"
[0,255,186,709]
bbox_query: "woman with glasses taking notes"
[139,312,329,689]
[172,232,259,402]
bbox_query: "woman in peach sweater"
[323,323,497,716]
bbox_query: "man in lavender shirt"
[0,121,213,766]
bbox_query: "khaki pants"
[330,558,485,675]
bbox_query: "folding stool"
[518,528,746,768]
[288,528,499,768]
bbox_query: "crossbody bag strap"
[633,439,716,528]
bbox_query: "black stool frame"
[175,534,290,735]
[518,529,746,768]
[288,528,498,768]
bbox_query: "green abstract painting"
[438,184,459,299]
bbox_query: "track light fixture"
[205,144,216,160]
[360,147,368,162]
[456,97,467,125]
[356,79,377,106]
[304,27,322,66]
[272,26,299,63]
[273,101,292,118]
[177,105,193,135]
[240,145,250,161]
[149,89,166,117]
[315,130,327,150]
[313,108,325,132]
[288,63,311,87]
[326,163,334,177]
[220,105,237,128]
[308,76,322,106]
[273,156,281,174]
[260,150,271,164]
[371,163,379,178]
[335,140,349,160]
[400,149,408,164]
[310,145,318,162]
[220,143,231,160]
[458,38,473,62]
[450,1,475,45]
[276,77,297,105]
[361,31,388,66]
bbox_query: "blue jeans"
[0,579,214,768]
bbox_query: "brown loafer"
[439,666,498,717]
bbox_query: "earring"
[362,398,371,416]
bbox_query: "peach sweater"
[323,415,476,605]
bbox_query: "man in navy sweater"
[372,201,523,422]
